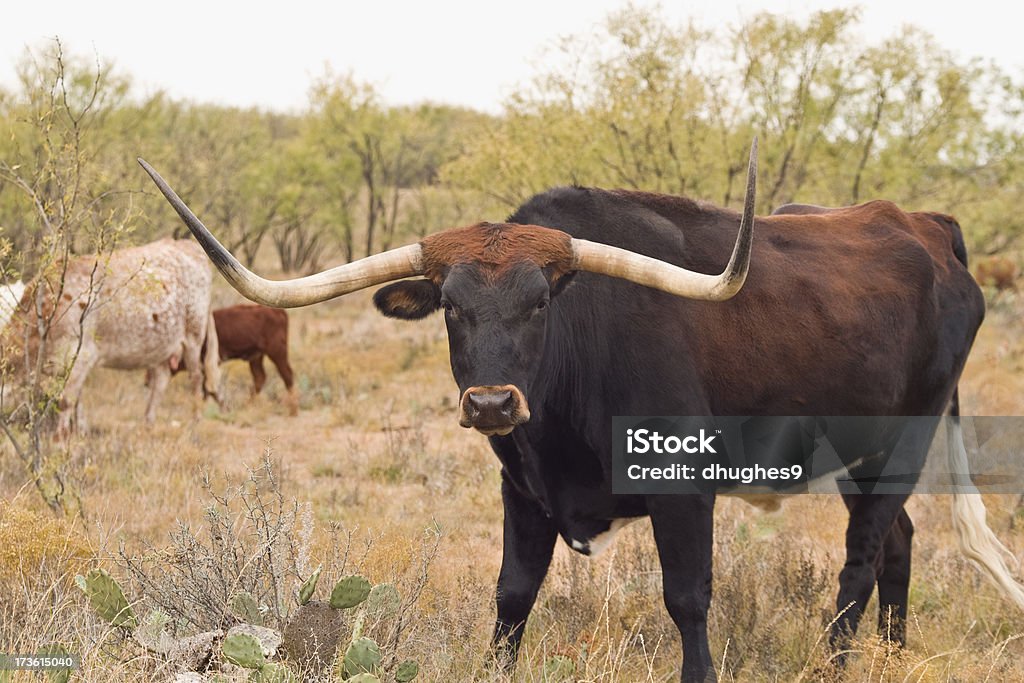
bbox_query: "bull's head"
[139,140,756,436]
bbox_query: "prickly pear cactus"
[230,591,263,625]
[249,662,295,682]
[76,568,137,629]
[543,654,576,681]
[40,644,71,683]
[395,659,420,682]
[298,565,322,606]
[222,633,266,669]
[341,637,381,679]
[133,609,174,654]
[363,583,401,618]
[330,575,371,609]
[345,675,381,683]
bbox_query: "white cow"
[0,281,25,331]
[1,238,219,433]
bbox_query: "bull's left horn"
[570,137,757,301]
[138,159,424,308]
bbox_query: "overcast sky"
[2,1,1021,113]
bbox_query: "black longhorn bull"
[138,141,1024,683]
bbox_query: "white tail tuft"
[947,419,1024,610]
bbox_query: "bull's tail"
[202,310,221,401]
[947,392,1024,610]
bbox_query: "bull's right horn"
[138,159,424,308]
[569,137,758,301]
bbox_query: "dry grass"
[1,284,1024,681]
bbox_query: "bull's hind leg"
[877,508,913,645]
[830,493,911,661]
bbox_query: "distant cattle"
[0,281,25,331]
[974,255,1017,291]
[152,304,297,415]
[0,238,220,434]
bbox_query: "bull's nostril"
[462,386,527,430]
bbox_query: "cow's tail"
[947,394,1024,610]
[202,310,221,402]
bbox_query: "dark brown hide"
[419,222,575,283]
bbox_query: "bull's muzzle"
[459,385,530,436]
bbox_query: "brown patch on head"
[419,223,574,283]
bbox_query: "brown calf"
[152,303,297,415]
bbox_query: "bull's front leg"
[491,473,557,670]
[648,493,717,683]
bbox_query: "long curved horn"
[138,159,424,308]
[570,137,758,301]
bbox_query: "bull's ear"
[373,279,441,320]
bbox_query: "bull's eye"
[536,300,548,311]
[441,301,454,314]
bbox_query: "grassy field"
[1,281,1024,682]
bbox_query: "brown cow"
[974,255,1017,290]
[151,303,297,415]
[210,304,296,415]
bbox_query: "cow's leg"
[181,339,203,420]
[877,508,913,645]
[249,355,267,396]
[830,493,910,662]
[491,474,557,670]
[268,349,297,416]
[145,362,171,424]
[648,494,717,683]
[57,348,97,437]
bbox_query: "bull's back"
[517,189,984,417]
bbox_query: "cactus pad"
[395,659,420,682]
[230,591,263,625]
[222,633,267,669]
[342,637,381,678]
[330,575,371,609]
[364,583,401,618]
[543,654,576,681]
[77,568,136,629]
[298,565,322,606]
[249,662,295,682]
